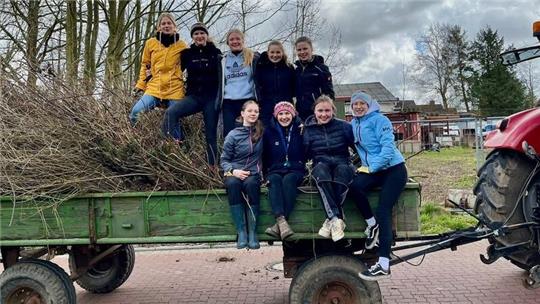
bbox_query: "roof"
[334,82,396,102]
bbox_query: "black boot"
[230,204,248,249]
[246,204,260,249]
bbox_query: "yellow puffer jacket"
[135,37,188,100]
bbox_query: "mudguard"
[484,108,540,153]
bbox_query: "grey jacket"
[220,126,263,175]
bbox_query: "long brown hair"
[226,29,254,67]
[241,100,264,143]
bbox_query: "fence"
[390,117,505,170]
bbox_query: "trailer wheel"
[474,149,540,270]
[0,259,75,304]
[70,244,135,293]
[289,255,382,304]
[19,258,77,303]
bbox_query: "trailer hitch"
[524,265,540,289]
[479,241,530,264]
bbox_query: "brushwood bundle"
[0,73,222,199]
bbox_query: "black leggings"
[349,163,407,258]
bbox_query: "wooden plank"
[0,183,420,245]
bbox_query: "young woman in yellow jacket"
[130,13,188,128]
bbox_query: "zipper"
[356,120,369,166]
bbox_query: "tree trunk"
[26,0,40,87]
[104,0,129,90]
[66,1,78,81]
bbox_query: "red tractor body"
[484,107,540,152]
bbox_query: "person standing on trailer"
[221,101,264,250]
[348,91,408,280]
[262,102,305,240]
[161,22,222,166]
[221,29,260,138]
[303,95,355,242]
[254,41,295,127]
[130,13,187,129]
[294,36,334,121]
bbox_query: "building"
[334,82,422,153]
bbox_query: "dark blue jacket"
[220,126,263,175]
[262,117,305,175]
[303,116,354,165]
[295,55,335,121]
[255,52,295,124]
[181,42,222,98]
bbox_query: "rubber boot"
[277,216,294,240]
[246,204,260,249]
[230,204,248,249]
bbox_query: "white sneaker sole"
[318,229,331,238]
[358,272,391,281]
[331,231,344,242]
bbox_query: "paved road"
[48,240,540,303]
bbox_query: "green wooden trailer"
[0,182,420,304]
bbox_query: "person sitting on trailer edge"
[348,91,408,281]
[263,101,305,240]
[303,95,355,242]
[221,101,264,250]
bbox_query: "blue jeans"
[349,163,407,258]
[267,172,304,218]
[224,175,261,207]
[162,95,219,165]
[129,94,179,127]
[311,162,354,219]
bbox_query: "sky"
[315,0,540,104]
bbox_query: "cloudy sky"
[314,0,540,103]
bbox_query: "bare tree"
[447,25,473,111]
[0,1,63,86]
[414,23,453,109]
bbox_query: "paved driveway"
[48,240,540,303]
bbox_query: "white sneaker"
[330,218,346,242]
[318,219,332,238]
[364,223,380,249]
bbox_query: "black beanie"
[190,22,209,36]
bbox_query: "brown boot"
[277,216,294,240]
[265,222,280,238]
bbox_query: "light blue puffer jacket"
[351,97,404,173]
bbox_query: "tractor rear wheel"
[474,149,540,270]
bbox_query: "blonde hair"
[267,40,290,65]
[156,13,177,33]
[226,29,254,67]
[313,95,336,113]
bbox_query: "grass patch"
[451,175,478,189]
[420,202,478,235]
[405,147,479,204]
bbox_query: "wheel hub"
[314,281,358,304]
[7,286,44,304]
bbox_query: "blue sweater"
[223,51,256,100]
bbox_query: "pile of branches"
[0,72,222,199]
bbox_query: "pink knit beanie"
[273,101,296,118]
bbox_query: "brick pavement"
[45,240,540,303]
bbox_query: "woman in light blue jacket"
[349,91,407,281]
